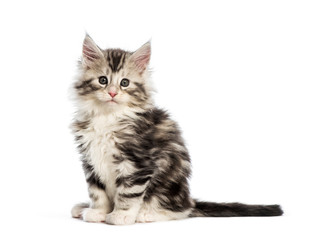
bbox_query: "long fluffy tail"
[191,200,283,217]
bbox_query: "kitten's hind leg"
[71,202,89,218]
[136,209,191,223]
[137,202,191,223]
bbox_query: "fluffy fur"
[71,34,283,225]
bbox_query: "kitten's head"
[74,34,153,114]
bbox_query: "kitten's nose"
[109,91,117,98]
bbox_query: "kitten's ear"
[82,34,103,67]
[130,41,151,72]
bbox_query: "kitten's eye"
[98,76,108,85]
[120,78,130,87]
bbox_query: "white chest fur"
[83,114,121,201]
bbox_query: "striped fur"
[106,49,127,72]
[70,35,283,225]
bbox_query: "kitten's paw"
[82,208,106,223]
[71,202,89,218]
[136,211,156,223]
[105,211,136,225]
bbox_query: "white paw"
[136,211,156,223]
[82,208,106,223]
[105,211,136,225]
[71,203,89,218]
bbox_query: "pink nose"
[109,92,117,98]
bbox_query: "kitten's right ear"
[82,34,103,67]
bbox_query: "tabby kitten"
[71,34,283,225]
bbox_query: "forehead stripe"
[107,49,126,72]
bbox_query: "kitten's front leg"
[82,185,112,223]
[106,176,149,225]
[106,192,144,225]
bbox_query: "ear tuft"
[130,41,151,72]
[82,34,102,66]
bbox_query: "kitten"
[71,34,283,225]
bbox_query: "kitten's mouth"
[107,99,118,104]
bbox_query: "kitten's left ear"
[130,41,151,72]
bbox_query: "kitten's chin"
[107,100,118,104]
[101,99,125,113]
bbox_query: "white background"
[0,0,309,239]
